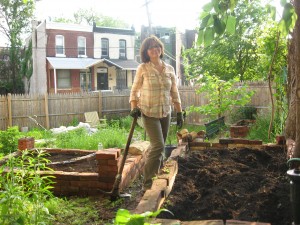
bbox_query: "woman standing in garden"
[129,35,183,190]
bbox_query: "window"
[55,35,65,56]
[57,70,71,88]
[116,70,127,91]
[80,72,92,91]
[78,36,86,56]
[101,38,109,58]
[119,39,126,59]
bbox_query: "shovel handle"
[118,116,138,173]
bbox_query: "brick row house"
[29,21,139,94]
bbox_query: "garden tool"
[100,116,138,201]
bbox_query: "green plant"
[0,149,55,225]
[109,208,173,225]
[166,123,177,146]
[188,76,254,120]
[0,126,22,155]
[247,112,276,143]
[229,105,257,123]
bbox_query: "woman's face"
[147,41,161,60]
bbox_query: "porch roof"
[47,57,103,69]
[46,57,140,70]
[104,59,140,70]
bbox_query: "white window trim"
[78,36,87,58]
[101,38,109,57]
[55,35,66,57]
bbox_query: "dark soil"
[158,146,292,225]
[46,152,98,172]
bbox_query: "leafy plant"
[247,111,276,143]
[0,126,22,155]
[0,149,54,225]
[187,76,254,120]
[109,208,173,225]
[229,105,257,123]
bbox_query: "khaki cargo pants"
[142,113,171,189]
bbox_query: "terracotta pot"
[276,135,286,145]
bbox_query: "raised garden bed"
[0,147,146,197]
[156,143,291,225]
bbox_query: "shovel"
[100,116,138,201]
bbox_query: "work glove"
[130,107,141,118]
[176,112,184,129]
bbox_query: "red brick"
[227,220,270,225]
[96,150,118,160]
[107,159,118,166]
[106,148,121,158]
[98,176,116,183]
[211,143,228,148]
[98,170,117,178]
[248,140,263,145]
[97,159,108,165]
[79,173,98,181]
[98,165,118,172]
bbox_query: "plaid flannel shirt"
[129,61,181,118]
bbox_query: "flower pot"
[165,145,177,158]
[276,135,286,145]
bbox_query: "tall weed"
[0,126,22,155]
[0,149,55,225]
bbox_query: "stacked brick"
[37,148,146,196]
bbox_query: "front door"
[97,68,108,90]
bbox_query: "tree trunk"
[286,0,300,158]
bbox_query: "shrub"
[0,126,22,155]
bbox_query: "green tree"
[193,0,300,157]
[184,0,279,82]
[0,0,34,94]
[54,8,130,29]
[21,39,33,94]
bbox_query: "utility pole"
[144,0,153,36]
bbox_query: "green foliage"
[46,197,102,225]
[0,149,54,225]
[54,126,131,150]
[188,76,254,120]
[230,105,257,123]
[0,126,22,155]
[247,112,276,143]
[278,2,297,37]
[68,117,80,127]
[54,8,130,28]
[0,0,34,93]
[110,208,173,225]
[185,0,278,82]
[197,0,296,47]
[21,39,33,94]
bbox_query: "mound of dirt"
[158,146,292,225]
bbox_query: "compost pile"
[159,146,292,225]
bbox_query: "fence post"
[44,93,50,129]
[98,91,102,117]
[7,93,12,127]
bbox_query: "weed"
[0,149,55,225]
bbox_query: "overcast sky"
[35,0,208,31]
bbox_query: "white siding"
[94,33,135,60]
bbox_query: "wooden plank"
[7,93,12,127]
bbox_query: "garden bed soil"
[46,152,98,172]
[158,146,291,225]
